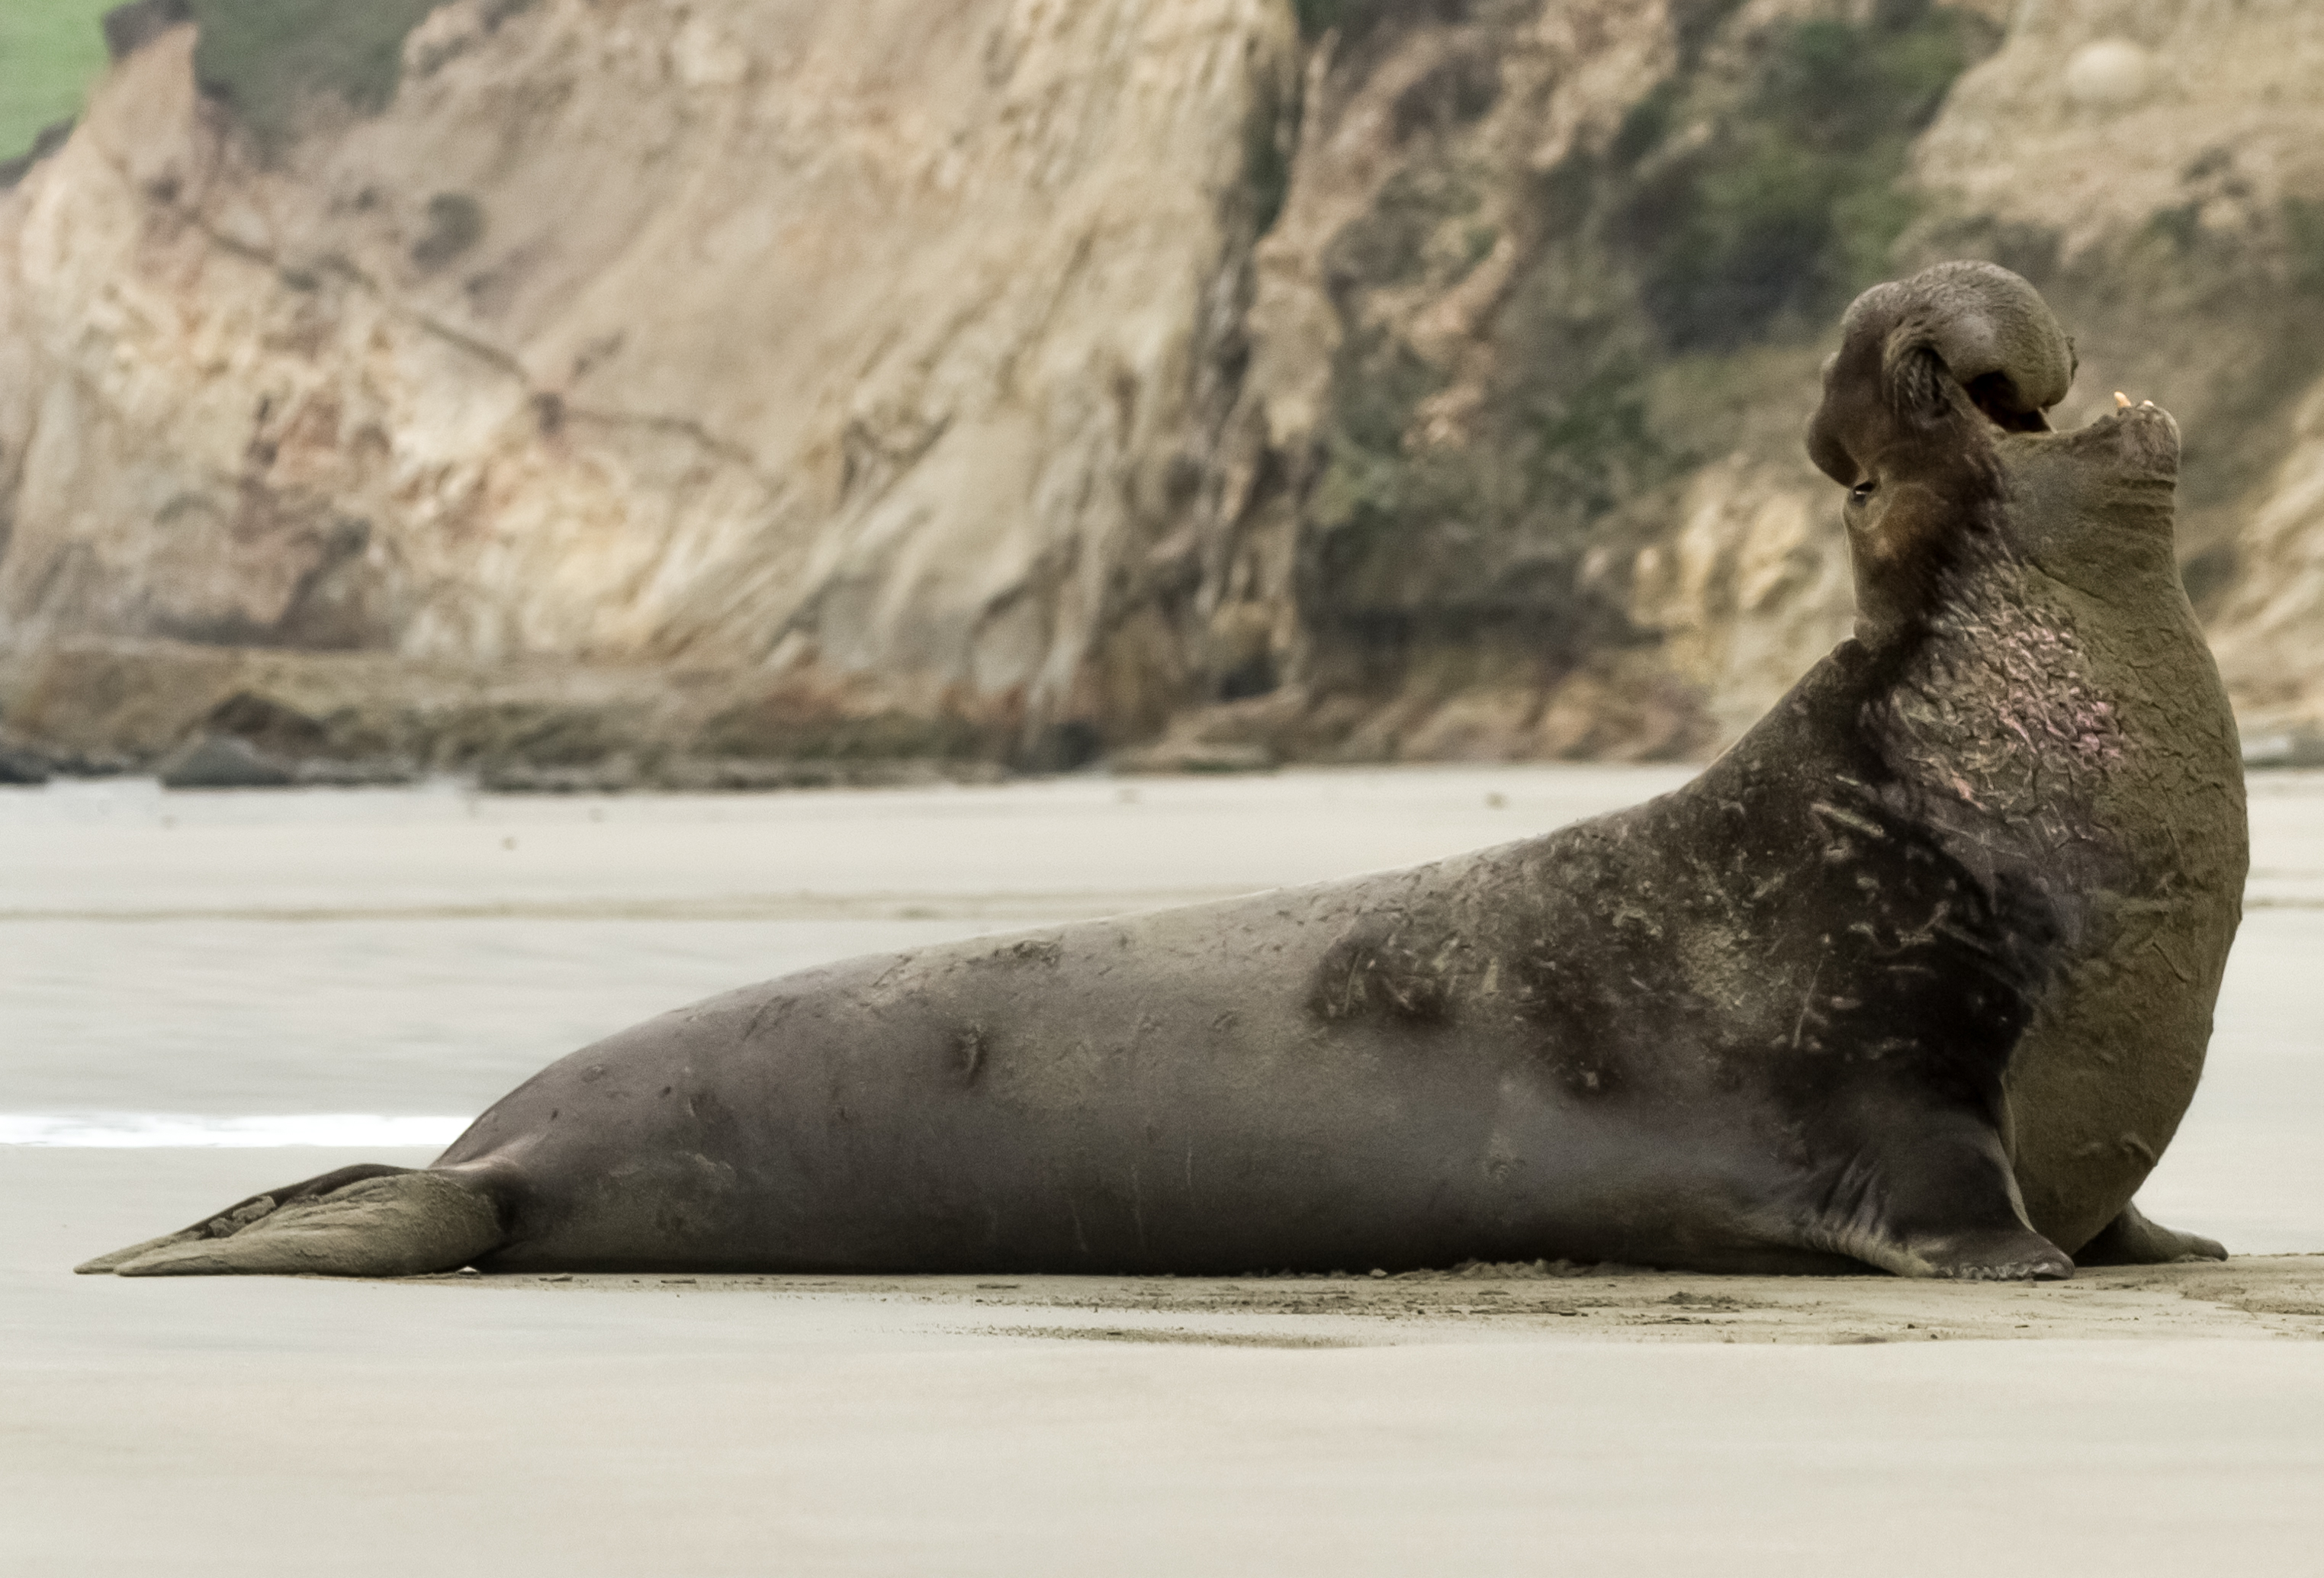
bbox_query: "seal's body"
[83,264,2245,1282]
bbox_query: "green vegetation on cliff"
[0,0,114,162]
[1293,0,1999,722]
[1291,1,1398,43]
[1615,0,1992,349]
[0,0,482,165]
[186,0,448,149]
[2284,198,2324,296]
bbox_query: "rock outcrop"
[2,0,2321,781]
[0,0,1299,776]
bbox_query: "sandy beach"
[6,766,2323,1573]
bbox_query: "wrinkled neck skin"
[1859,401,2181,844]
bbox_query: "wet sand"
[13,1146,2324,1576]
[6,766,2324,1573]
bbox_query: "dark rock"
[204,691,329,757]
[169,693,416,784]
[34,747,136,777]
[157,734,297,789]
[0,742,54,785]
[1016,720,1104,773]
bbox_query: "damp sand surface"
[5,766,2324,1575]
[9,1148,2324,1577]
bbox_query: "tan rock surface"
[0,0,1296,758]
[4,0,2323,769]
[1912,0,2324,260]
[2213,380,2324,742]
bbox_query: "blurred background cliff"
[2,0,2319,790]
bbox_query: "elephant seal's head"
[1807,262,2175,642]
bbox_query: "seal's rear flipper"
[77,1168,505,1278]
[2075,1199,2226,1265]
[75,1162,417,1274]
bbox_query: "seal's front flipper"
[1806,1120,2073,1281]
[2075,1199,2226,1266]
[1905,1223,2075,1281]
[79,1168,504,1278]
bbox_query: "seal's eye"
[1849,480,1877,505]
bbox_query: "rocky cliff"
[2,0,2319,784]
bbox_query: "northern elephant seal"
[82,263,2245,1282]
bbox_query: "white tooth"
[2115,391,2132,408]
[2142,399,2156,409]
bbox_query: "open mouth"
[1962,371,2053,434]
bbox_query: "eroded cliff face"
[0,0,1298,774]
[2,0,2320,780]
[1135,0,2001,766]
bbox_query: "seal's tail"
[75,1164,506,1278]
